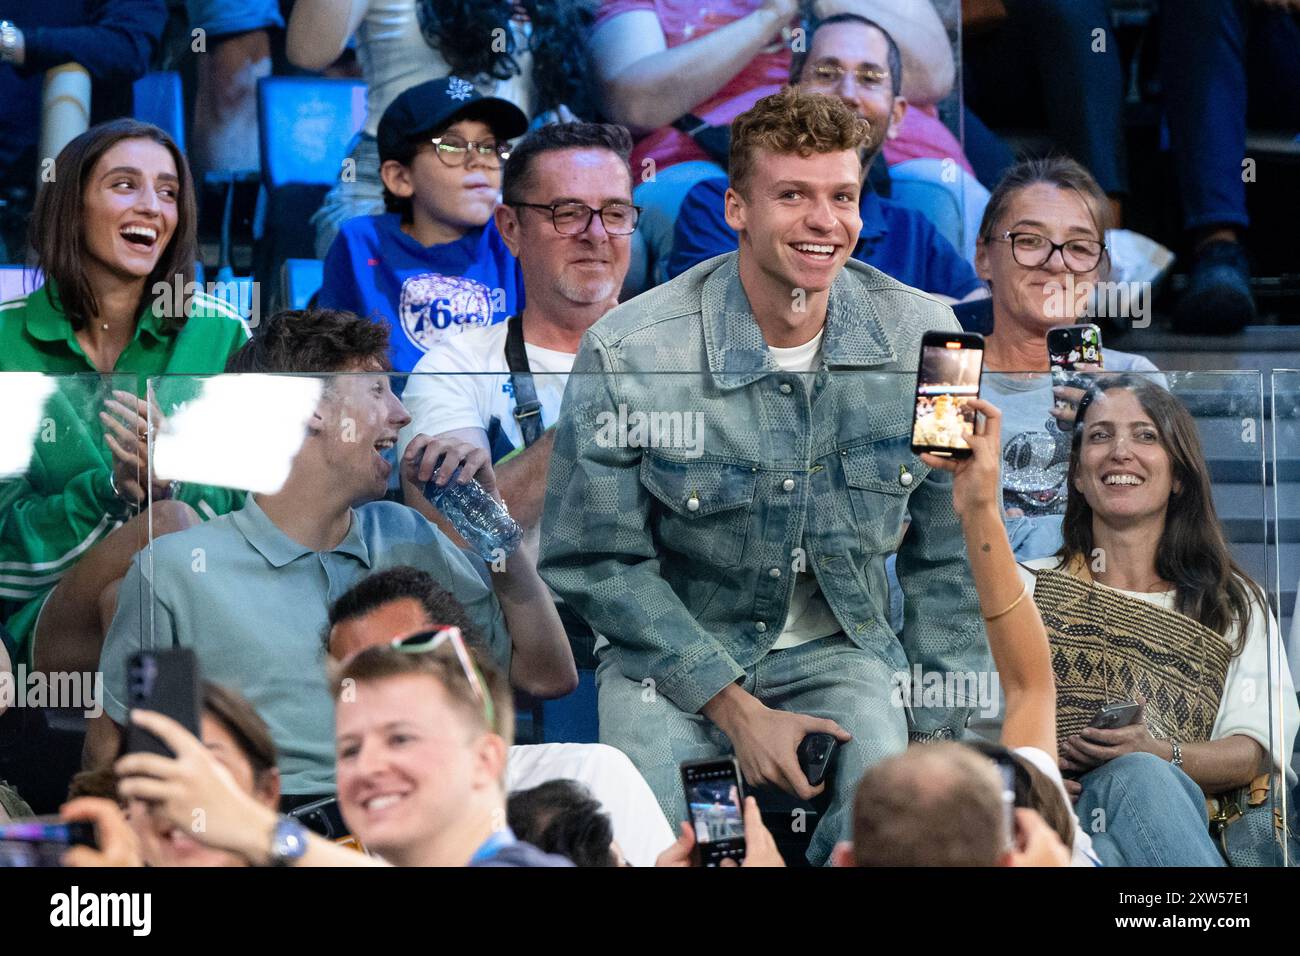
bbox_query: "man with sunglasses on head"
[399,122,637,531]
[316,77,529,374]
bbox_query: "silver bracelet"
[1170,739,1184,769]
[108,471,142,513]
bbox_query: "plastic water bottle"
[425,469,523,561]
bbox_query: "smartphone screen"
[680,758,746,866]
[911,332,984,458]
[125,648,201,757]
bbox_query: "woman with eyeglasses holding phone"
[973,157,1162,550]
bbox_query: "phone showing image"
[911,331,985,459]
[124,647,201,758]
[1089,700,1141,730]
[680,757,746,867]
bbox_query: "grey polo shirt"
[99,495,510,795]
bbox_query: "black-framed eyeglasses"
[391,626,495,728]
[506,201,641,236]
[802,61,891,91]
[426,134,511,168]
[991,231,1106,272]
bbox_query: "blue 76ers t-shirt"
[316,213,525,372]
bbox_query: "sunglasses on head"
[391,626,495,729]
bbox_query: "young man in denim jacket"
[539,87,988,866]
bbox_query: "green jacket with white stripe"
[0,282,251,660]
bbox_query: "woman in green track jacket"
[0,119,250,678]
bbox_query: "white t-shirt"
[1012,745,1101,867]
[357,3,536,138]
[1020,558,1300,785]
[506,742,675,867]
[400,320,575,460]
[766,332,842,651]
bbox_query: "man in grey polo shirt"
[86,309,576,797]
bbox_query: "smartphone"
[911,331,985,459]
[680,757,746,867]
[124,647,201,757]
[287,796,350,841]
[1046,323,1103,372]
[1089,700,1141,730]
[0,819,96,868]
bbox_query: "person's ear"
[380,159,415,201]
[473,731,509,792]
[831,841,855,867]
[975,236,992,283]
[723,186,747,234]
[886,97,907,140]
[495,204,522,258]
[255,767,282,809]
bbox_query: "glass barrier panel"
[126,369,1279,866]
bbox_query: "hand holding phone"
[1047,324,1103,425]
[796,733,840,788]
[918,397,1003,522]
[1088,700,1141,730]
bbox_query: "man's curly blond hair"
[728,87,872,198]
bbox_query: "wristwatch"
[0,21,24,66]
[1170,739,1184,769]
[268,817,309,867]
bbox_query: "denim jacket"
[539,254,988,735]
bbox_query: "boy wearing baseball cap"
[317,77,530,372]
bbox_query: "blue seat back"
[133,72,186,153]
[257,77,366,190]
[282,259,324,310]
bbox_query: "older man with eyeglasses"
[399,122,638,534]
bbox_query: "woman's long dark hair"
[27,118,198,333]
[1060,375,1264,654]
[415,0,598,119]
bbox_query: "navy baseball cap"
[377,76,530,164]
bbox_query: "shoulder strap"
[504,314,543,448]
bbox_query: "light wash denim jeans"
[311,133,384,259]
[1073,752,1225,867]
[596,632,910,866]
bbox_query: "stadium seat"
[256,77,366,191]
[253,77,366,314]
[132,72,186,153]
[281,259,325,311]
